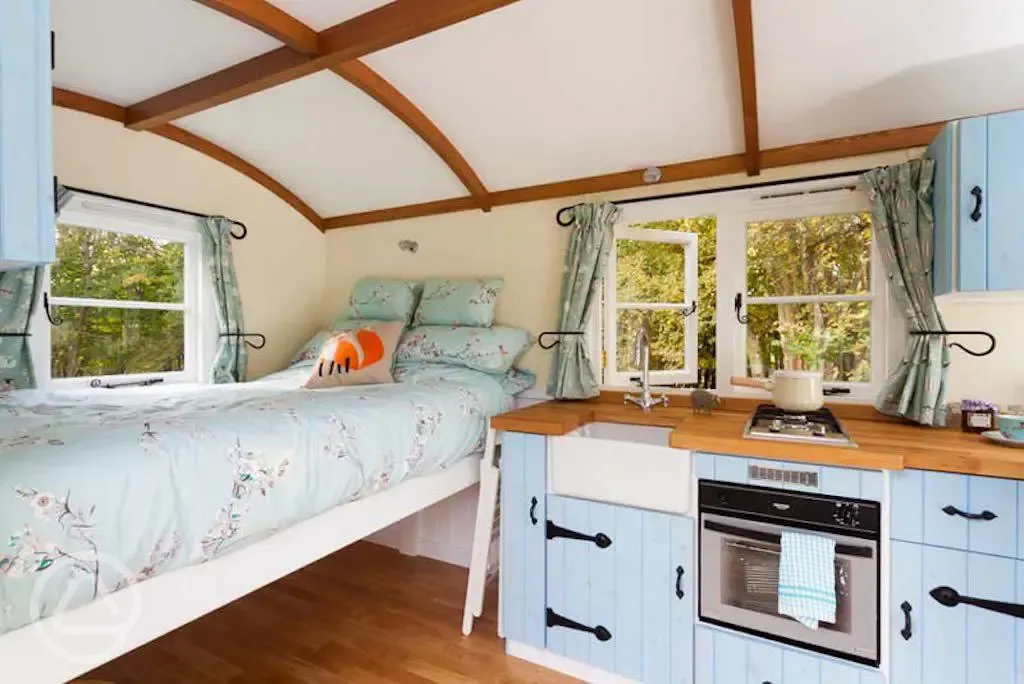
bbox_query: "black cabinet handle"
[529,496,538,526]
[930,586,1024,619]
[969,186,983,222]
[546,521,611,548]
[675,566,685,599]
[942,505,996,521]
[546,608,611,642]
[900,601,912,640]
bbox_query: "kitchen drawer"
[891,470,1021,558]
[890,541,1024,684]
[695,452,883,500]
[546,495,694,683]
[694,626,882,684]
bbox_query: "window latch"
[734,293,749,324]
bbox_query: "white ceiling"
[267,0,393,32]
[51,0,1024,220]
[755,0,1024,148]
[178,71,467,216]
[52,0,279,105]
[366,0,744,191]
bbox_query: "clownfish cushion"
[304,320,404,389]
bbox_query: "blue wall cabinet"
[500,432,547,649]
[694,626,882,684]
[890,541,1024,684]
[0,1,54,268]
[927,111,1024,295]
[545,494,694,684]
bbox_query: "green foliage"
[50,225,185,378]
[746,213,872,381]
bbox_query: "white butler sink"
[548,421,692,515]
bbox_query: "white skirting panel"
[369,483,479,567]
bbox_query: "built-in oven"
[698,480,880,667]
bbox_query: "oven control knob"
[832,502,861,527]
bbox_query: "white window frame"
[590,175,895,401]
[731,192,886,399]
[603,225,699,388]
[31,194,216,389]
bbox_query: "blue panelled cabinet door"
[545,494,694,684]
[500,432,547,649]
[0,1,55,268]
[890,541,1024,684]
[927,111,1024,294]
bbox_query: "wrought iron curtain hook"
[43,292,63,326]
[229,221,247,240]
[538,331,584,350]
[909,330,996,357]
[218,332,266,350]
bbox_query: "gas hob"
[743,404,856,447]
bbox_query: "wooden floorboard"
[82,542,576,683]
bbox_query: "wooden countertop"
[491,397,1024,479]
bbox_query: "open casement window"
[31,194,214,388]
[733,193,885,399]
[603,225,699,388]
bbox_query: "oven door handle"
[702,519,874,559]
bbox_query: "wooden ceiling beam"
[330,62,490,210]
[53,88,324,231]
[192,0,320,56]
[731,0,760,176]
[322,122,943,230]
[125,0,520,131]
[193,1,492,210]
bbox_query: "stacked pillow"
[292,277,535,393]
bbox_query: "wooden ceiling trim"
[323,197,479,230]
[731,0,760,176]
[192,0,319,56]
[54,88,324,231]
[330,63,491,210]
[126,0,521,131]
[322,122,944,230]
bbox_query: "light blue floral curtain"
[201,217,247,384]
[0,186,75,390]
[863,159,949,426]
[547,202,620,399]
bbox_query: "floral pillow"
[337,278,423,323]
[412,278,504,327]
[289,319,389,367]
[395,325,531,374]
[304,320,404,389]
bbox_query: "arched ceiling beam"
[330,62,490,210]
[53,88,325,231]
[126,0,520,131]
[192,0,491,210]
[192,0,319,56]
[731,0,760,176]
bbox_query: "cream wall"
[325,149,1024,407]
[53,107,326,379]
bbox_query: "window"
[603,224,699,387]
[32,195,213,388]
[742,211,875,384]
[594,177,892,400]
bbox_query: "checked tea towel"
[778,531,837,630]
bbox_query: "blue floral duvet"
[0,364,513,636]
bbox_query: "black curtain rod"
[62,185,248,239]
[555,168,870,226]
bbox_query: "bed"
[0,362,510,681]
